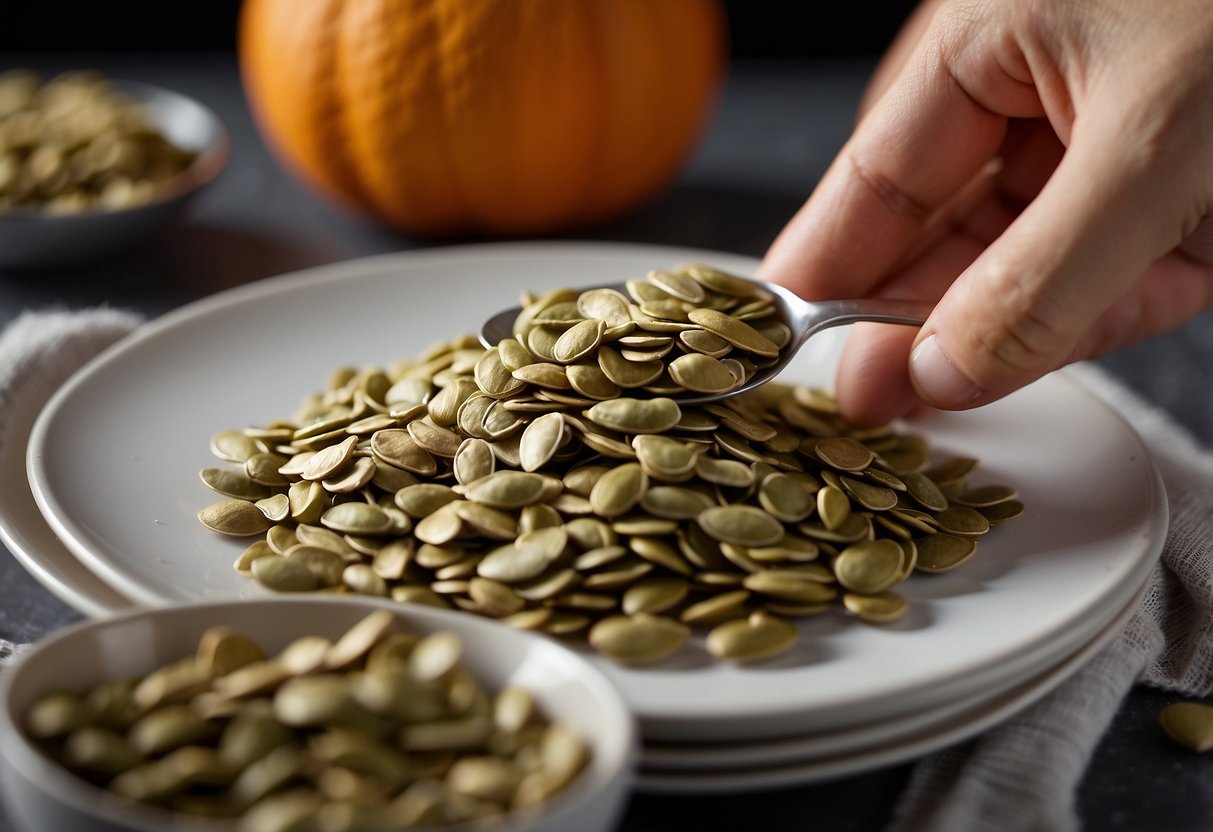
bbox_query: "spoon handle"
[800,298,936,338]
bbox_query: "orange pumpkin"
[239,0,727,237]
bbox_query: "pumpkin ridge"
[345,0,469,234]
[317,0,374,209]
[428,0,489,232]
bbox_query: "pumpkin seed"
[706,611,799,662]
[198,499,273,537]
[622,577,690,615]
[697,505,785,547]
[518,412,565,472]
[915,533,979,572]
[833,539,905,594]
[667,353,737,394]
[680,589,751,624]
[200,468,273,501]
[464,471,547,509]
[1159,702,1213,752]
[843,590,909,623]
[903,472,949,511]
[742,571,837,604]
[587,614,690,664]
[197,626,267,677]
[252,555,320,592]
[935,506,992,537]
[686,308,779,357]
[320,502,392,535]
[814,437,874,471]
[584,397,682,434]
[588,462,648,518]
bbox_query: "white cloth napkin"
[1,309,1211,831]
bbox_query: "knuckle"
[963,263,1074,381]
[846,150,932,222]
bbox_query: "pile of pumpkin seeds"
[0,69,196,213]
[24,610,590,830]
[198,264,1022,665]
[505,265,788,398]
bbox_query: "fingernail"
[910,335,982,408]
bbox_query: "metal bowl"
[0,81,229,271]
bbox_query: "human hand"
[759,0,1213,426]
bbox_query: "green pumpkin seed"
[1158,702,1213,752]
[686,308,779,357]
[843,590,908,623]
[253,556,320,592]
[903,472,949,511]
[742,571,837,604]
[706,611,799,662]
[935,506,992,537]
[667,353,737,394]
[371,429,437,475]
[759,473,815,522]
[464,471,547,509]
[680,589,752,624]
[320,503,392,535]
[814,437,875,471]
[587,614,689,664]
[588,462,648,518]
[200,468,273,500]
[833,539,905,594]
[198,499,273,537]
[584,397,682,434]
[622,577,690,615]
[518,412,565,472]
[197,626,267,677]
[697,505,785,547]
[211,430,261,464]
[915,533,979,572]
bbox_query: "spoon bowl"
[480,276,935,404]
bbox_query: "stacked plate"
[1,244,1166,793]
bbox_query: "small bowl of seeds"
[0,597,635,832]
[0,69,228,271]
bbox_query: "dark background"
[1,1,920,57]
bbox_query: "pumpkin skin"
[239,0,727,237]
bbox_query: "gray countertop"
[2,53,1211,832]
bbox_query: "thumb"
[908,114,1196,410]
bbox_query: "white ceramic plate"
[27,243,1167,743]
[634,578,1142,793]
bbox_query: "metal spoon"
[480,278,934,405]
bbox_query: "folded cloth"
[890,362,1213,832]
[0,308,142,651]
[1,311,1211,831]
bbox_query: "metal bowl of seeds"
[0,69,228,271]
[0,597,635,832]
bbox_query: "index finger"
[758,9,1028,300]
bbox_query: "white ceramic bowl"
[0,597,636,832]
[0,80,228,271]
